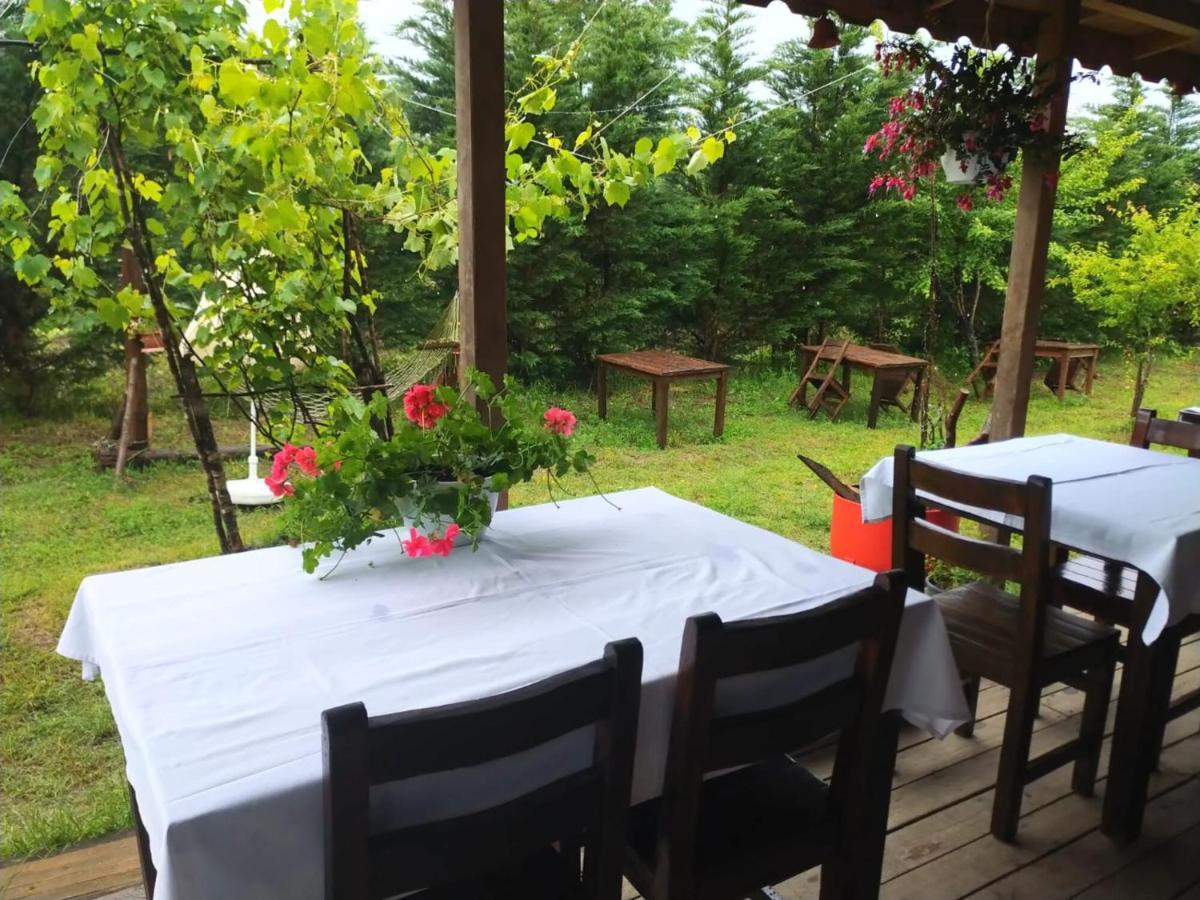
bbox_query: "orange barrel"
[829,492,959,572]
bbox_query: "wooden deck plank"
[880,735,1200,900]
[0,833,141,900]
[1070,821,1200,899]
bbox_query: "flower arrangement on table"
[863,38,1082,210]
[270,371,591,574]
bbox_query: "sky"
[349,0,1147,118]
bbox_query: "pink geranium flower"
[429,524,461,557]
[544,407,577,437]
[956,193,974,212]
[402,528,433,558]
[294,446,320,477]
[403,384,450,429]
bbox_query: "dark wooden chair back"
[653,572,906,896]
[322,639,643,900]
[1132,408,1200,459]
[891,444,1054,660]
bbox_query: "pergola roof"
[742,0,1200,94]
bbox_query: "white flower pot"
[940,147,1010,185]
[399,482,500,546]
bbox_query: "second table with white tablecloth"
[860,433,1200,642]
[58,487,968,900]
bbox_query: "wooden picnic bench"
[596,350,729,449]
[794,341,927,429]
[968,339,1100,401]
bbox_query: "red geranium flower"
[403,384,450,429]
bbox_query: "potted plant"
[863,38,1081,209]
[272,371,591,574]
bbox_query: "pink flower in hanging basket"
[956,193,974,212]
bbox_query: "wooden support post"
[989,0,1080,440]
[454,0,506,402]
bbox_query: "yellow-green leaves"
[686,135,725,175]
[132,174,163,203]
[506,121,536,153]
[602,180,630,208]
[218,59,259,106]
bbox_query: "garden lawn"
[2,354,1197,860]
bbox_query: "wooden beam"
[1133,32,1199,61]
[989,0,1081,441]
[1080,0,1200,37]
[454,0,506,396]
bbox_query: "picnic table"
[968,339,1100,401]
[57,488,968,900]
[798,342,928,429]
[596,349,729,449]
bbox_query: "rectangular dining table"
[860,434,1200,843]
[59,487,968,900]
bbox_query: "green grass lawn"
[2,353,1196,859]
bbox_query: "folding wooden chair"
[790,339,850,421]
[322,639,643,900]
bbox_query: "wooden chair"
[892,446,1119,842]
[1055,409,1200,762]
[322,639,643,900]
[790,339,850,421]
[623,572,907,900]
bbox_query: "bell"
[808,14,840,50]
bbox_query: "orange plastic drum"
[829,492,959,572]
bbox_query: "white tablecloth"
[58,487,967,900]
[860,434,1200,643]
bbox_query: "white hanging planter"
[399,482,500,546]
[940,145,1011,185]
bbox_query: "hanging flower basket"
[939,138,1011,185]
[863,38,1081,208]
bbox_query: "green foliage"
[281,371,593,572]
[1062,200,1200,356]
[2,0,728,437]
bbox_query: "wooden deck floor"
[4,636,1200,900]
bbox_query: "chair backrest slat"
[366,660,612,782]
[904,455,1028,518]
[710,589,889,679]
[910,517,1022,582]
[652,573,907,898]
[1133,408,1200,458]
[323,638,643,900]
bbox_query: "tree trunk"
[1130,353,1154,418]
[108,129,243,553]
